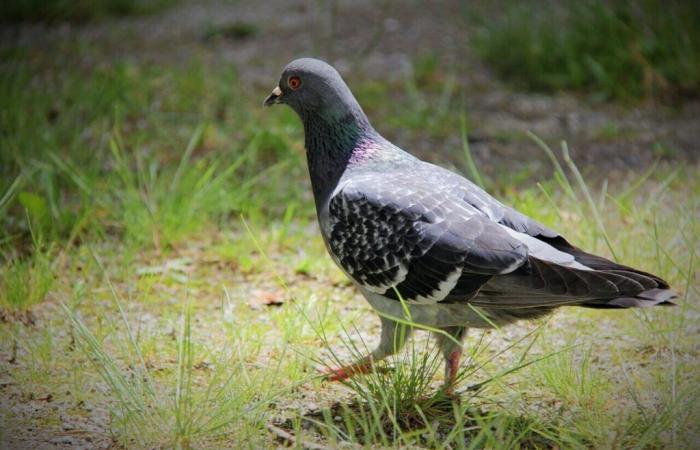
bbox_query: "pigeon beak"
[263,86,283,107]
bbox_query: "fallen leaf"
[248,289,286,310]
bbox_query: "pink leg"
[444,350,462,395]
[437,326,467,395]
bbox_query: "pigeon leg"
[436,326,468,395]
[323,316,412,381]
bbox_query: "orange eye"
[288,76,302,90]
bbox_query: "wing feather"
[325,173,528,303]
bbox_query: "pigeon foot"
[320,363,372,381]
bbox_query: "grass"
[0,58,307,253]
[471,0,700,101]
[64,282,276,448]
[0,28,699,449]
[302,320,564,448]
[0,216,54,315]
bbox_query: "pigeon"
[263,58,676,393]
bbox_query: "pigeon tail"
[476,257,677,310]
[582,286,677,309]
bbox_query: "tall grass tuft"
[0,218,54,312]
[64,277,275,448]
[107,124,256,250]
[298,317,564,448]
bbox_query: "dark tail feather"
[582,287,677,309]
[535,235,678,309]
[539,236,671,289]
[480,256,677,310]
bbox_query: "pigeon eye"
[288,76,302,90]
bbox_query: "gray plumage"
[264,58,676,391]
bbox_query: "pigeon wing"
[325,176,529,303]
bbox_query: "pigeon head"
[263,58,368,126]
[264,58,388,205]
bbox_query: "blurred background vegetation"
[2,0,698,260]
[0,0,173,23]
[472,0,700,101]
[0,0,698,448]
